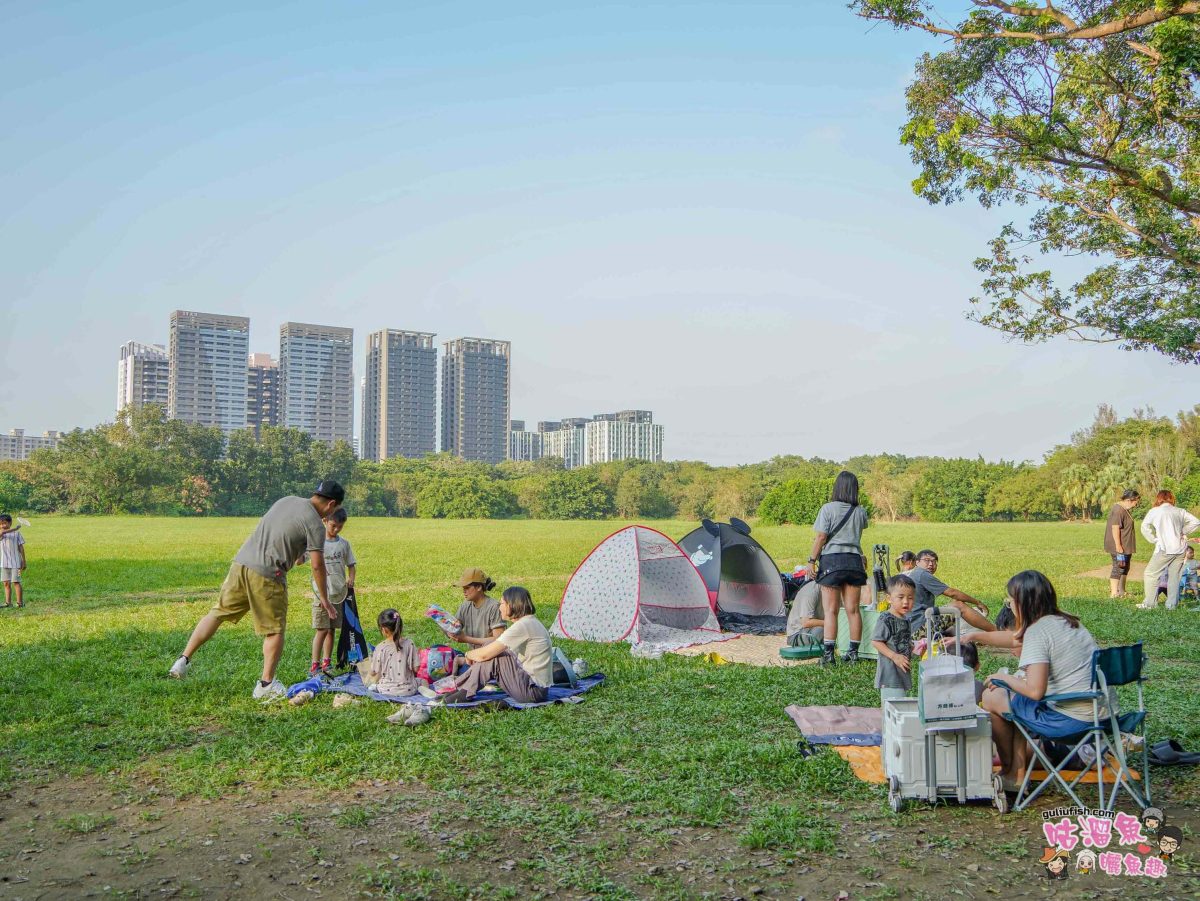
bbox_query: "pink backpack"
[417,645,461,683]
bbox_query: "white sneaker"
[253,679,286,700]
[169,656,190,679]
[386,703,416,724]
[404,706,432,727]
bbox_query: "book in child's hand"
[425,605,462,637]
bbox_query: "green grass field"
[1,517,1198,898]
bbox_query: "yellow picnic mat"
[834,745,886,783]
[673,634,818,667]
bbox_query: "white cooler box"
[882,697,1005,812]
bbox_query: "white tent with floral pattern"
[552,525,729,653]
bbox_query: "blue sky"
[1,1,1194,464]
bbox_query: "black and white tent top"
[552,525,726,653]
[678,518,786,618]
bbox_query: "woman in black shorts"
[809,471,869,665]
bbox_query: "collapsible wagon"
[882,606,1007,813]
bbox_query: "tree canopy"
[853,1,1200,361]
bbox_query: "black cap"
[313,479,345,504]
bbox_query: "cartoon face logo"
[1074,850,1095,875]
[689,545,713,566]
[1141,807,1164,835]
[1158,825,1183,862]
[1039,847,1070,879]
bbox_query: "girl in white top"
[1139,490,1200,610]
[441,586,552,704]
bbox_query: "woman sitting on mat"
[980,570,1099,786]
[809,470,870,666]
[440,586,553,705]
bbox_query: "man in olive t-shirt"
[168,482,344,699]
[1104,489,1140,598]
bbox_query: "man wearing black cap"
[169,481,345,699]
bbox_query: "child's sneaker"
[386,704,417,724]
[841,647,860,664]
[404,706,432,727]
[820,645,837,667]
[289,690,315,707]
[309,662,321,677]
[253,679,286,700]
[169,656,190,679]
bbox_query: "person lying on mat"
[440,586,553,705]
[980,570,1099,785]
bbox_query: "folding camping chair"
[1004,642,1149,812]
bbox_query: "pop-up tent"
[552,525,727,653]
[678,518,787,634]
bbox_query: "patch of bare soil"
[1077,563,1146,581]
[0,777,1196,900]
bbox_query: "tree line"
[1,404,1197,522]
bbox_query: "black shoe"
[821,646,837,666]
[842,648,860,664]
[439,688,469,705]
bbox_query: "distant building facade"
[361,329,437,461]
[508,420,542,462]
[278,322,354,446]
[0,429,63,461]
[246,352,280,438]
[168,310,250,434]
[441,337,511,464]
[116,341,169,416]
[585,413,664,465]
[536,411,663,469]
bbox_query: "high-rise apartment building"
[540,424,587,469]
[168,310,250,434]
[116,341,168,415]
[537,411,664,469]
[278,322,354,446]
[361,329,437,461]
[247,353,280,438]
[0,429,63,461]
[585,413,664,465]
[509,420,542,462]
[441,337,511,463]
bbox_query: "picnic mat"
[287,670,606,710]
[674,634,821,668]
[834,746,887,783]
[785,704,883,746]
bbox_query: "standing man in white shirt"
[1139,489,1200,611]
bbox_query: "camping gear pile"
[883,606,1007,812]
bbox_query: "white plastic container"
[881,606,1007,812]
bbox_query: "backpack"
[417,645,462,683]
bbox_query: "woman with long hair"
[981,571,1098,783]
[1138,490,1200,611]
[809,471,869,665]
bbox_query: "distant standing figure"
[168,481,345,699]
[809,471,869,666]
[0,515,26,608]
[1139,490,1200,611]
[1104,489,1140,599]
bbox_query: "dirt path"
[1,776,1196,900]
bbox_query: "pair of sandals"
[1147,738,1200,767]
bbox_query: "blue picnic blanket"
[287,670,606,710]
